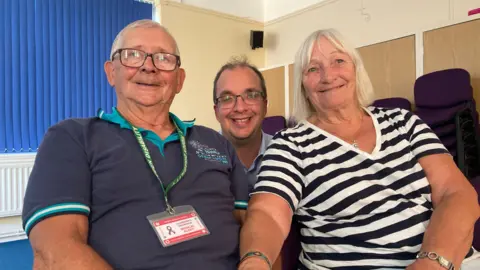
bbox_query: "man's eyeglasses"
[111,48,181,71]
[215,91,265,109]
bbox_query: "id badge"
[147,205,210,247]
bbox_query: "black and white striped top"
[253,107,454,269]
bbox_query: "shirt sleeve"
[404,111,450,160]
[251,131,305,211]
[22,120,92,236]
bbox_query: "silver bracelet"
[416,251,455,270]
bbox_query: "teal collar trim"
[97,107,194,156]
[97,107,194,135]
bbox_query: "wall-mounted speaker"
[250,30,264,50]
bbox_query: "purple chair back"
[372,97,412,111]
[414,68,473,108]
[281,217,302,270]
[262,116,287,136]
[414,69,478,160]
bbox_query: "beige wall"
[357,35,416,103]
[264,0,480,67]
[261,67,285,117]
[159,1,265,129]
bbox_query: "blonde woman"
[238,29,480,270]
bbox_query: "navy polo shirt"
[22,108,249,270]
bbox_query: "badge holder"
[147,205,210,247]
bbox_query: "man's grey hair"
[109,19,180,60]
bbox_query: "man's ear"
[214,104,220,121]
[104,61,115,87]
[175,68,186,94]
[263,99,269,117]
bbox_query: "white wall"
[167,0,264,22]
[164,0,337,22]
[264,0,480,67]
[264,0,328,22]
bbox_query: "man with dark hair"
[213,57,272,194]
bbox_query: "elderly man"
[213,59,273,194]
[22,19,248,270]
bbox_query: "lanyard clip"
[166,204,176,215]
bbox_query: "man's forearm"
[33,241,113,270]
[421,193,479,267]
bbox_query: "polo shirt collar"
[248,131,272,171]
[98,107,194,134]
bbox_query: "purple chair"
[372,97,412,111]
[280,218,302,270]
[414,68,478,160]
[455,107,480,180]
[262,116,287,136]
[415,69,474,108]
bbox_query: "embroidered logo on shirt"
[189,140,228,164]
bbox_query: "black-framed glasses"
[215,90,265,109]
[111,48,181,71]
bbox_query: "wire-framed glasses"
[215,90,265,109]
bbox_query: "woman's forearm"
[421,192,479,267]
[240,208,290,269]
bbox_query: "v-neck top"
[252,107,464,269]
[302,107,382,158]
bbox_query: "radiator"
[0,154,36,218]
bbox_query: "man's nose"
[141,55,156,72]
[233,96,248,112]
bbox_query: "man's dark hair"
[213,56,267,103]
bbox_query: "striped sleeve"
[252,131,305,211]
[404,112,450,160]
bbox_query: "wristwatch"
[416,251,455,270]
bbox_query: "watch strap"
[416,251,455,270]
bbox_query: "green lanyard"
[131,121,188,215]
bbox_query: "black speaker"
[250,30,264,50]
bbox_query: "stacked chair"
[414,68,480,250]
[413,68,478,164]
[455,107,480,180]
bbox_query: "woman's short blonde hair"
[291,29,375,122]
